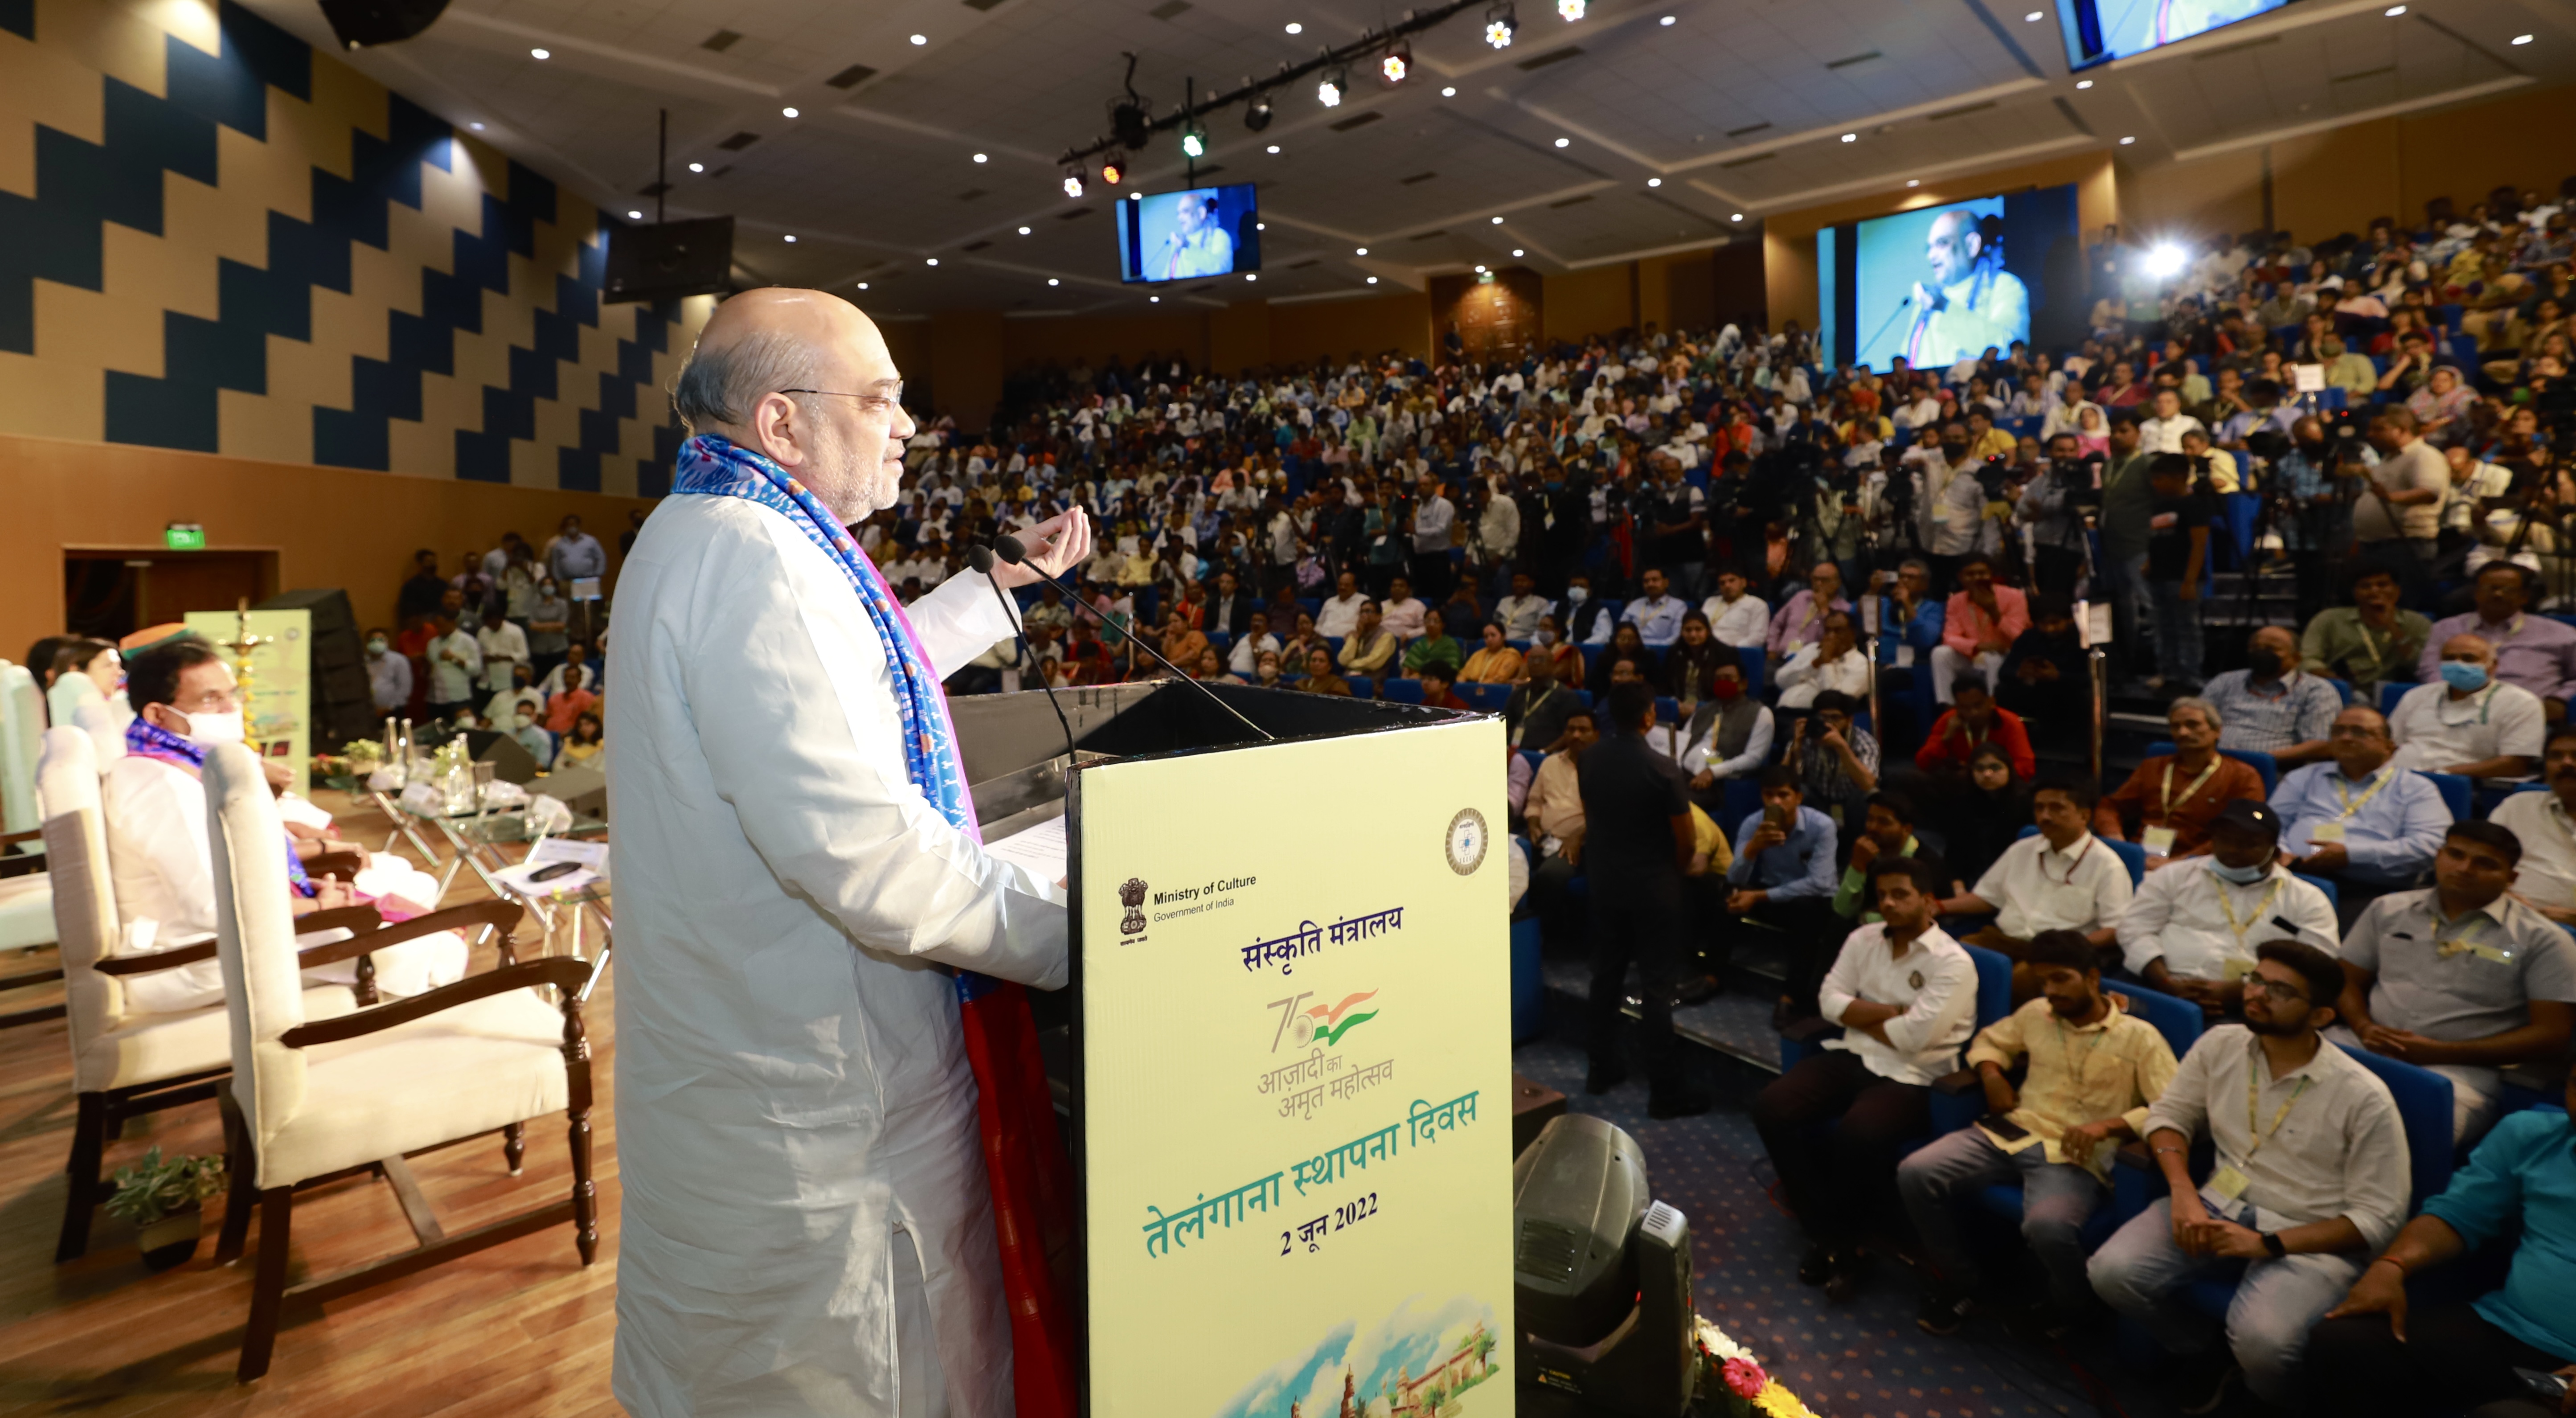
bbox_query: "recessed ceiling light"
[1245,272,1257,281]
[530,47,549,59]
[1906,180,1919,187]
[1659,14,1675,23]
[1474,264,1487,273]
[1491,215,1505,224]
[972,152,987,163]
[1441,86,1457,97]
[857,282,869,290]
[1730,212,1743,221]
[2383,4,2404,13]
[627,209,642,219]
[2512,32,2533,43]
[2023,8,2041,18]
[1267,143,1282,154]
[688,161,704,172]
[784,234,797,242]
[782,107,799,119]
[1130,192,1142,201]
[1356,246,1369,254]
[1511,248,1524,256]
[1048,278,1060,286]
[2076,78,2093,88]
[1646,177,1662,187]
[1553,137,1570,148]
[1018,225,1032,235]
[1150,295,1161,302]
[1256,221,1267,230]
[909,33,927,45]
[1840,132,1856,143]
[1367,275,1379,283]
[1285,21,1302,33]
[926,257,938,265]
[468,121,486,131]
[2119,135,2136,144]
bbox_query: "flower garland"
[1694,1316,1822,1418]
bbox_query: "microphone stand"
[967,545,1078,766]
[991,535,1275,742]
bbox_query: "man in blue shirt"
[2309,1059,2576,1415]
[2274,704,2453,927]
[1722,765,1842,1020]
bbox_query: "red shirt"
[1913,705,2037,779]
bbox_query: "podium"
[951,682,1518,1418]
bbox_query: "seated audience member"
[1493,570,1550,640]
[1523,709,1599,948]
[2335,821,2576,1143]
[2299,563,2429,703]
[1936,773,2133,970]
[2494,725,2576,922]
[1994,593,2091,736]
[1227,611,1282,676]
[1575,680,1711,1117]
[1556,573,1616,645]
[1503,648,1580,750]
[1314,571,1368,638]
[1434,585,1486,645]
[1946,744,2032,892]
[1932,554,2030,704]
[103,639,465,1013]
[1294,646,1353,697]
[1458,622,1524,683]
[2095,697,2265,865]
[2389,634,2544,777]
[1765,561,1851,664]
[557,711,606,767]
[1831,791,1924,923]
[535,639,593,699]
[1776,610,1868,710]
[1620,568,1687,648]
[1752,857,1976,1302]
[2200,624,2342,766]
[2308,1060,2576,1418]
[1401,609,1467,680]
[2087,940,2410,1415]
[1913,671,2038,781]
[1246,649,1286,691]
[1659,611,1732,705]
[508,698,554,769]
[1702,567,1771,650]
[1900,930,2180,1337]
[1378,575,1429,640]
[2420,562,2576,721]
[545,662,600,734]
[1723,766,1843,1017]
[2274,705,2451,916]
[1193,648,1242,684]
[1869,559,1945,669]
[1529,614,1586,687]
[1784,690,1880,831]
[1414,666,1468,711]
[1657,660,1773,803]
[1337,602,1398,680]
[2118,801,2340,1015]
[1156,608,1210,672]
[45,638,119,730]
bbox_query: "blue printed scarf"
[126,718,315,897]
[671,434,978,840]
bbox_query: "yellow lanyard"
[2055,1012,2111,1085]
[2213,870,2288,943]
[2433,908,2494,959]
[2162,758,2224,816]
[2243,1045,2314,1165]
[2351,619,2388,675]
[2331,766,2397,822]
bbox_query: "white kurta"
[607,496,1069,1418]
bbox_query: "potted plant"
[104,1147,225,1270]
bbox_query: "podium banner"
[1076,716,1514,1418]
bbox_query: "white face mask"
[516,715,536,729]
[184,709,246,746]
[1566,586,1589,604]
[366,639,388,655]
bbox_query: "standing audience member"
[2118,802,2340,1015]
[423,604,482,722]
[2334,821,2576,1143]
[363,627,412,716]
[1900,930,2179,1336]
[2087,940,2409,1415]
[2352,406,2449,580]
[2202,625,2343,767]
[2299,563,2428,704]
[1575,682,1711,1118]
[2273,705,2452,920]
[2420,564,2576,722]
[1753,857,1976,1303]
[2142,454,2213,692]
[545,662,602,735]
[2095,698,2265,866]
[525,577,572,682]
[1522,709,1598,949]
[475,610,529,699]
[2388,635,2544,777]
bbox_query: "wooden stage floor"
[0,791,625,1417]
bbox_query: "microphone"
[967,544,1079,769]
[992,534,1275,742]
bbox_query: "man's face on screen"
[1926,213,1972,287]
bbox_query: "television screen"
[603,215,735,304]
[1114,183,1261,284]
[2056,0,2292,70]
[1816,184,2082,374]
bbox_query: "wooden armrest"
[305,849,368,880]
[1932,1068,1982,1096]
[294,899,521,971]
[2112,1139,2156,1172]
[1779,1014,1839,1044]
[280,956,593,1048]
[295,904,384,936]
[0,828,40,847]
[95,940,218,976]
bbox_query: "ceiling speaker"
[317,0,455,49]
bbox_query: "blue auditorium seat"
[2420,770,2473,821]
[1458,682,1512,712]
[1974,981,2204,1246]
[1380,677,1425,705]
[1510,914,1544,1044]
[1346,676,1375,699]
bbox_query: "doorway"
[64,550,278,643]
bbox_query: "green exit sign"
[164,524,205,550]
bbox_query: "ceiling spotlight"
[782,106,799,118]
[627,209,643,219]
[1907,179,1919,187]
[1511,248,1524,256]
[2024,8,2041,17]
[1048,278,1061,286]
[1317,67,1346,107]
[688,161,704,172]
[1267,143,1282,154]
[1101,156,1126,185]
[1441,86,1458,97]
[530,47,549,59]
[1491,215,1506,224]
[1484,2,1518,49]
[1063,168,1085,197]
[1356,246,1369,254]
[972,152,988,163]
[1840,132,1857,142]
[926,257,939,266]
[1019,225,1032,235]
[1151,295,1161,302]
[1180,123,1208,159]
[1367,275,1380,284]
[1553,136,1570,148]
[784,234,798,242]
[1245,273,1257,281]
[1382,43,1412,83]
[1246,94,1275,131]
[1130,192,1142,201]
[2383,4,2404,13]
[857,282,870,290]
[1659,13,1675,22]
[1557,0,1585,19]
[1257,221,1266,230]
[1285,20,1302,33]
[2076,78,2093,88]
[1730,212,1743,221]
[1474,264,1487,273]
[468,121,486,131]
[909,33,927,44]
[2512,33,2533,43]
[2120,134,2136,144]
[1647,177,1662,187]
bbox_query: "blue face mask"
[2440,660,2490,692]
[2211,859,2270,885]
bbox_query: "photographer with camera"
[2016,431,2101,599]
[2355,407,2449,606]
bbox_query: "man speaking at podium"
[608,287,1089,1417]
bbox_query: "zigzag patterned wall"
[0,0,705,496]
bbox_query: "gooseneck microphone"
[991,533,1275,742]
[968,543,1078,767]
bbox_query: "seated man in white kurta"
[102,638,465,1014]
[610,288,1085,1418]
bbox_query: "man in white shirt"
[423,603,483,719]
[1936,774,2133,965]
[1377,574,1429,641]
[2118,801,2340,1015]
[1702,569,1770,649]
[2388,635,2544,778]
[2136,387,2207,455]
[1753,856,1978,1301]
[1776,611,1870,711]
[2492,725,2576,922]
[2087,941,2409,1412]
[1315,571,1368,638]
[1227,610,1282,676]
[364,628,411,714]
[1493,570,1550,641]
[1407,474,1456,602]
[475,612,529,696]
[1619,568,1687,648]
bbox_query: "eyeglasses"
[2245,977,2309,1004]
[779,385,906,415]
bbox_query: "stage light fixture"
[1659,13,1675,23]
[1557,0,1584,20]
[1285,20,1302,33]
[1180,123,1208,159]
[1491,215,1506,224]
[2144,244,2187,278]
[1317,67,1346,107]
[857,282,869,290]
[1840,132,1856,142]
[1381,43,1411,83]
[973,152,988,163]
[1356,246,1369,254]
[1484,2,1517,48]
[909,33,926,44]
[782,106,799,118]
[1048,278,1060,286]
[1246,94,1274,131]
[926,257,939,266]
[1062,168,1086,198]
[1101,155,1126,184]
[1730,212,1743,221]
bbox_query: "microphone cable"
[967,543,1079,768]
[994,533,1275,742]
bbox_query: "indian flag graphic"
[1292,990,1380,1049]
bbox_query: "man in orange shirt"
[2093,697,2265,867]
